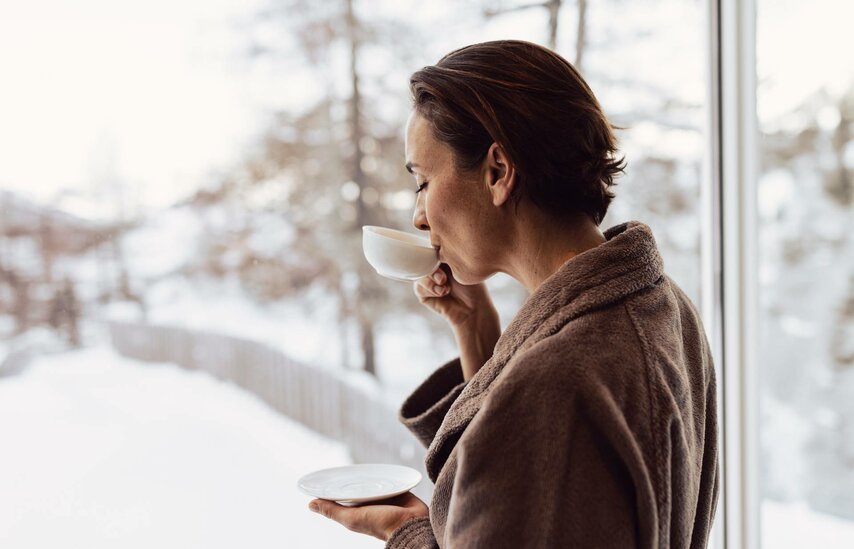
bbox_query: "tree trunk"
[338,284,352,369]
[547,0,561,50]
[359,314,376,376]
[346,0,369,230]
[12,276,30,335]
[345,0,377,377]
[828,98,852,206]
[112,237,131,300]
[575,0,587,71]
[38,215,55,285]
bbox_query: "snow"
[0,347,383,549]
[122,208,204,279]
[763,500,854,549]
[138,275,350,375]
[2,346,854,548]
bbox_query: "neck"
[501,207,606,292]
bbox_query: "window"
[756,0,854,546]
[2,0,851,547]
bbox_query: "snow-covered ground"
[762,500,854,549]
[0,346,383,549]
[2,345,854,548]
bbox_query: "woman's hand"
[414,264,494,329]
[415,264,501,381]
[308,492,429,542]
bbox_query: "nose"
[412,192,429,232]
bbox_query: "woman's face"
[405,112,502,284]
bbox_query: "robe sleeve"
[441,366,653,548]
[398,358,467,448]
[385,517,438,549]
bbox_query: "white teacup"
[362,226,440,281]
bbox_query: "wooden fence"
[107,321,432,501]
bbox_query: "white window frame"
[704,0,760,548]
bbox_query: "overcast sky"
[0,0,268,211]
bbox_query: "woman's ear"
[484,142,516,207]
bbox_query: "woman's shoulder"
[508,301,646,386]
[493,275,710,423]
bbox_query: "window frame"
[705,0,761,547]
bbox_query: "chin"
[447,263,491,286]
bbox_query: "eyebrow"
[404,162,421,175]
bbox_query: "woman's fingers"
[431,269,446,285]
[414,271,448,299]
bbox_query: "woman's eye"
[415,182,428,194]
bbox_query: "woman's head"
[409,40,623,226]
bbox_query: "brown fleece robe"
[385,221,719,549]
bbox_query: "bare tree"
[828,93,853,207]
[483,0,587,68]
[211,0,431,377]
[575,0,587,70]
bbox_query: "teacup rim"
[362,225,435,250]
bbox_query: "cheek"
[424,189,449,230]
[425,177,479,243]
[430,196,477,246]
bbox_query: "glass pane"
[757,0,854,546]
[417,0,709,366]
[588,0,707,306]
[1,0,710,546]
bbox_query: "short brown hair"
[410,40,624,225]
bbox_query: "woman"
[309,40,719,548]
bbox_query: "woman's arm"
[453,306,501,382]
[309,364,649,549]
[415,265,501,381]
[441,364,651,548]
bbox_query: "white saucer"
[297,464,422,505]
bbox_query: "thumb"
[309,499,344,519]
